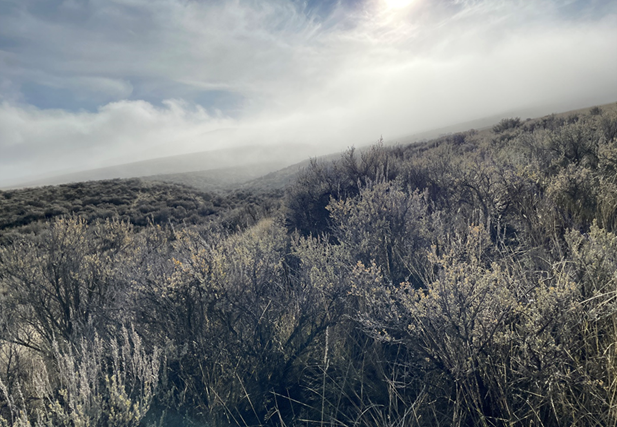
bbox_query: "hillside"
[0,179,280,243]
[1,102,617,427]
[146,103,617,194]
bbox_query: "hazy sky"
[1,0,616,186]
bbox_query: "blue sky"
[1,0,616,186]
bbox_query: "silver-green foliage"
[0,327,160,427]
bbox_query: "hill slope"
[0,178,279,242]
[2,102,617,427]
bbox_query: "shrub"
[492,117,521,134]
[327,179,432,286]
[0,217,136,349]
[0,327,160,427]
[353,225,592,426]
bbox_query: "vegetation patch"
[1,105,617,426]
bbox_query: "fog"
[1,0,616,187]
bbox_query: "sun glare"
[383,0,415,9]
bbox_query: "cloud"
[0,0,616,186]
[0,100,236,184]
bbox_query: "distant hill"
[238,152,343,193]
[8,102,616,194]
[141,161,289,193]
[6,143,320,189]
[1,106,577,190]
[146,153,343,194]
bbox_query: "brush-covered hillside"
[1,103,617,427]
[0,179,281,243]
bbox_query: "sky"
[1,0,617,186]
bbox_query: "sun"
[383,0,415,9]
